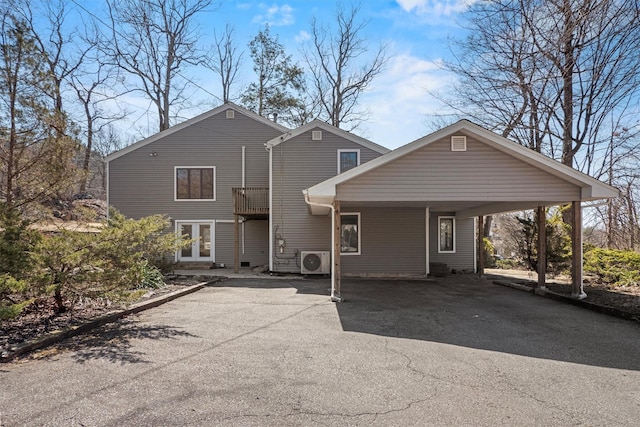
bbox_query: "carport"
[303,120,619,301]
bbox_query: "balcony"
[232,187,269,219]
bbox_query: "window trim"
[438,216,456,253]
[340,212,361,256]
[174,166,216,201]
[337,149,360,174]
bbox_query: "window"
[438,216,455,253]
[338,149,360,174]
[175,167,215,200]
[341,213,361,255]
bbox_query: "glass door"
[177,222,214,261]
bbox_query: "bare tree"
[71,58,128,194]
[17,0,88,116]
[206,24,242,103]
[92,124,127,197]
[304,2,387,130]
[0,10,79,210]
[443,0,640,168]
[440,0,640,248]
[104,0,213,132]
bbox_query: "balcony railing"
[232,187,269,217]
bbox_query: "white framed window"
[340,212,361,255]
[175,166,216,201]
[337,149,360,174]
[438,216,456,253]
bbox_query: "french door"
[177,221,214,261]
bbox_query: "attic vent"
[451,135,467,151]
[312,130,322,141]
[226,109,235,119]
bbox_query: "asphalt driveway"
[2,275,640,426]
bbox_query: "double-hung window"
[337,149,360,174]
[175,167,215,200]
[340,213,361,255]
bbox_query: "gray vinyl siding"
[271,127,383,273]
[215,222,234,266]
[214,220,268,267]
[243,220,269,266]
[108,109,281,221]
[429,213,475,272]
[109,108,281,265]
[337,135,581,202]
[342,207,426,275]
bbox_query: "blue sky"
[200,0,469,148]
[72,1,473,149]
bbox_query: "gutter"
[302,189,342,302]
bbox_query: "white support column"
[332,200,342,302]
[477,215,484,278]
[571,201,586,299]
[537,206,547,289]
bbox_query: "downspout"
[303,189,341,302]
[242,146,246,255]
[268,146,273,271]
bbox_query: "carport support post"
[477,215,484,278]
[234,214,239,274]
[537,206,547,289]
[333,200,342,301]
[571,201,586,299]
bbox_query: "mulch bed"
[543,281,640,318]
[1,279,200,355]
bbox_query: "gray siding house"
[107,103,618,299]
[107,104,287,268]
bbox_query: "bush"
[0,203,40,278]
[517,207,571,274]
[584,248,640,287]
[0,274,32,320]
[33,209,190,312]
[495,258,524,270]
[483,238,497,268]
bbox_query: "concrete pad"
[2,276,639,426]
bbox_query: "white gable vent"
[312,130,322,141]
[451,135,467,151]
[226,109,235,119]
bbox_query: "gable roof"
[266,119,390,155]
[106,102,289,162]
[304,119,619,208]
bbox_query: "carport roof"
[303,120,619,216]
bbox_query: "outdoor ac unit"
[301,251,330,274]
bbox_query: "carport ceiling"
[339,200,569,218]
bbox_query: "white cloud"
[360,54,455,148]
[396,0,475,16]
[252,3,295,26]
[294,30,310,43]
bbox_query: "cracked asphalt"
[2,276,640,426]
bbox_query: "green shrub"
[483,238,497,268]
[0,274,32,320]
[32,209,190,312]
[517,207,571,274]
[136,261,166,289]
[0,203,40,277]
[584,248,640,287]
[495,258,523,270]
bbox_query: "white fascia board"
[305,119,619,206]
[106,102,288,162]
